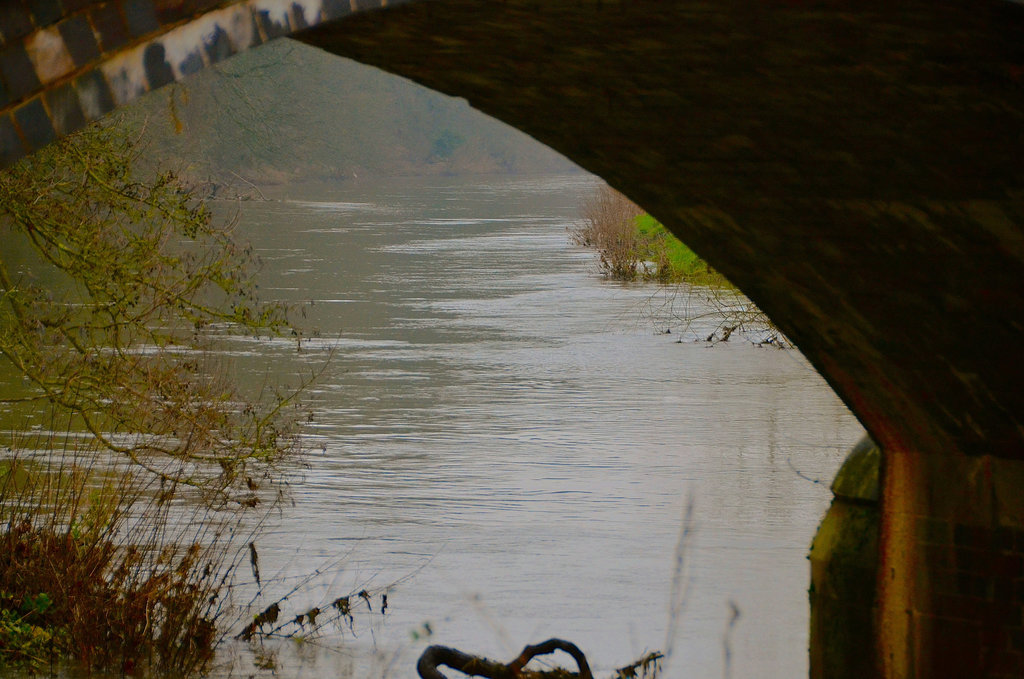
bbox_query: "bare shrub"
[638,284,790,347]
[571,185,647,280]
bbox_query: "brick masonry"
[881,448,1024,678]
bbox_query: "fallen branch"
[417,638,593,679]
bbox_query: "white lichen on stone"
[26,27,75,84]
[100,44,150,106]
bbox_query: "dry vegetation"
[570,185,647,280]
[0,440,248,674]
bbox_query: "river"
[200,173,862,679]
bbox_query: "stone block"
[932,593,997,622]
[90,3,130,52]
[44,83,85,135]
[153,0,188,24]
[0,42,42,100]
[58,15,101,66]
[993,575,1015,607]
[60,0,95,11]
[121,0,159,38]
[0,5,34,44]
[916,615,983,679]
[918,516,952,546]
[176,49,203,76]
[991,457,1024,529]
[255,10,291,41]
[203,25,232,63]
[922,542,955,571]
[1009,628,1024,653]
[995,526,1019,553]
[141,42,173,89]
[13,97,54,151]
[319,0,352,21]
[1013,579,1024,604]
[27,0,63,28]
[291,4,310,31]
[985,650,1024,676]
[0,113,24,167]
[921,452,995,526]
[25,27,75,84]
[73,68,114,120]
[956,571,994,600]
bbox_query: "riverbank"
[571,186,786,344]
[633,214,733,286]
[570,185,730,286]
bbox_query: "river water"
[204,174,863,679]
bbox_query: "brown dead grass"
[0,433,254,675]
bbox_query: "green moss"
[809,436,882,679]
[830,436,881,503]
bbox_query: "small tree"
[0,119,313,673]
[0,120,307,501]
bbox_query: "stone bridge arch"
[3,1,1024,677]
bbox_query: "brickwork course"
[2,0,1024,676]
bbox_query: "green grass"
[634,214,733,286]
[0,592,69,668]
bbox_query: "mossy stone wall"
[809,436,881,678]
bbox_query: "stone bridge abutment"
[2,1,1024,676]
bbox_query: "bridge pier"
[814,439,1024,678]
[880,445,1024,678]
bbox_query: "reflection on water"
[216,175,861,678]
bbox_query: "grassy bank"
[633,214,732,286]
[572,186,787,345]
[570,185,732,286]
[0,443,240,675]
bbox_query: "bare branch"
[417,638,594,679]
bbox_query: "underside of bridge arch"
[3,0,1024,676]
[293,3,1024,676]
[296,0,1024,463]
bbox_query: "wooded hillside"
[126,39,578,189]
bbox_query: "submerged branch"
[417,638,593,679]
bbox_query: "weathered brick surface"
[13,96,54,150]
[883,449,1024,677]
[0,40,41,99]
[57,15,101,66]
[0,5,35,44]
[89,4,131,52]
